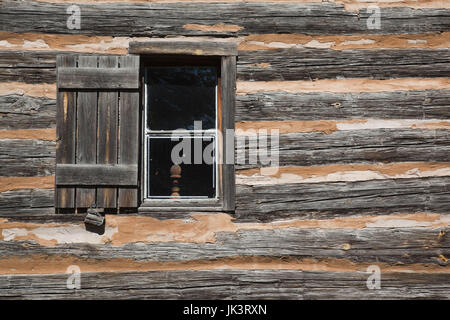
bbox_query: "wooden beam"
[129,40,238,56]
[56,164,138,186]
[57,67,139,89]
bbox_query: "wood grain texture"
[235,176,450,221]
[0,95,56,130]
[2,89,449,132]
[56,164,138,186]
[236,128,450,169]
[96,56,118,208]
[129,40,238,56]
[55,55,76,209]
[75,56,97,208]
[237,48,450,81]
[118,55,140,208]
[0,139,55,177]
[1,1,449,36]
[0,189,53,214]
[0,270,448,299]
[221,56,236,212]
[236,90,450,121]
[0,224,447,265]
[58,67,139,89]
[3,48,450,84]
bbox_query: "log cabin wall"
[0,0,449,299]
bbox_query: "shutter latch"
[84,204,105,226]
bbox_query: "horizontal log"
[0,139,55,176]
[2,89,448,132]
[1,1,449,36]
[236,128,450,169]
[237,48,450,81]
[57,67,139,89]
[236,90,450,121]
[0,68,55,84]
[55,164,138,186]
[0,270,448,299]
[0,188,53,214]
[0,95,56,130]
[0,223,447,265]
[236,177,450,221]
[3,48,450,84]
[129,40,238,56]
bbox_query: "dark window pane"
[147,136,216,198]
[146,67,217,130]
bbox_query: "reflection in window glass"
[146,67,217,130]
[147,136,216,198]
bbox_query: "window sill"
[138,199,230,213]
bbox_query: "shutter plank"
[55,55,76,209]
[76,56,97,208]
[118,55,139,208]
[97,56,118,208]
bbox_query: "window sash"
[144,65,219,201]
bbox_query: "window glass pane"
[146,67,217,130]
[147,136,216,198]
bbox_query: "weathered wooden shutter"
[55,55,140,211]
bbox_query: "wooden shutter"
[55,55,140,211]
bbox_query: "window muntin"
[144,66,219,200]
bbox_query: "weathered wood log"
[1,90,449,131]
[0,139,55,176]
[237,48,450,81]
[1,1,449,36]
[0,270,448,299]
[236,129,450,169]
[236,90,450,121]
[236,176,450,221]
[0,95,56,130]
[0,224,447,265]
[0,189,53,213]
[2,48,450,84]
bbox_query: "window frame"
[129,41,236,213]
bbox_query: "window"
[54,41,236,213]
